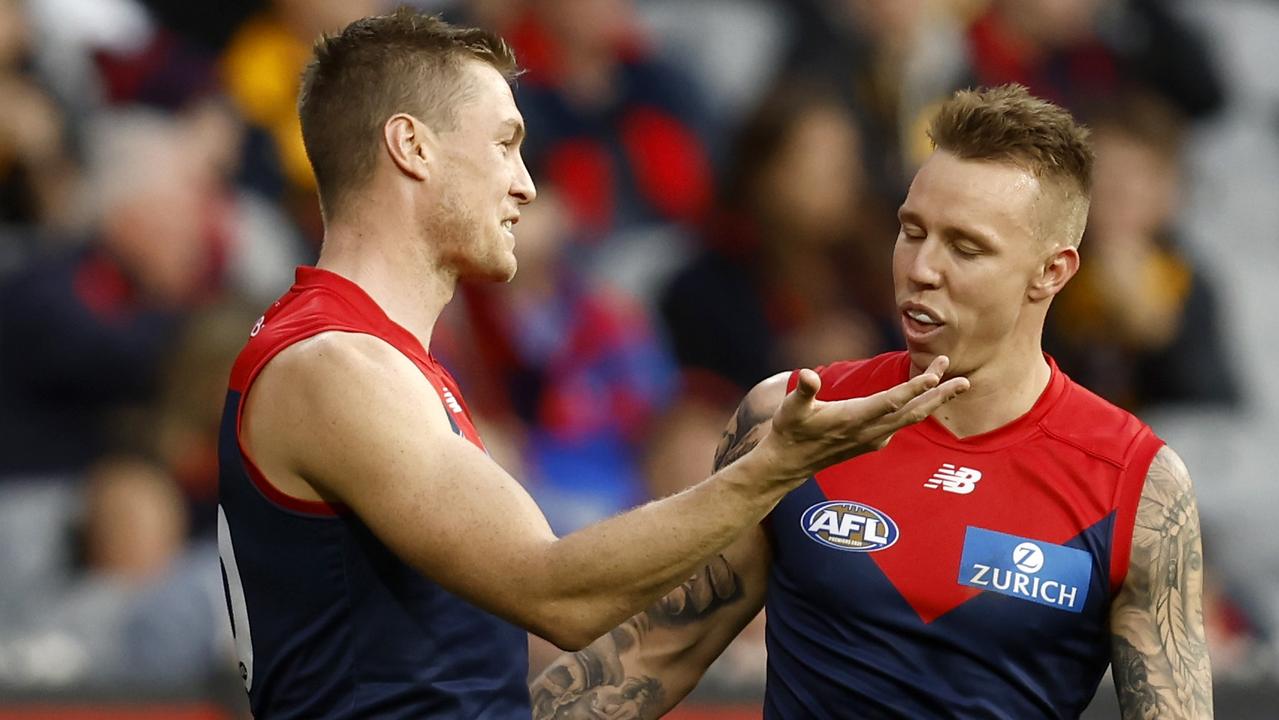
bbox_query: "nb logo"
[924,463,982,494]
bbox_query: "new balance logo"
[924,464,982,495]
[441,387,463,414]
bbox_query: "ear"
[1028,244,1080,302]
[383,113,434,182]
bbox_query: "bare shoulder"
[1141,445,1194,503]
[244,331,451,490]
[713,371,789,472]
[254,331,442,419]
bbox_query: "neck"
[923,333,1052,439]
[316,207,455,351]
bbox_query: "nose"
[512,153,537,205]
[905,236,943,290]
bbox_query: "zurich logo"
[800,500,899,552]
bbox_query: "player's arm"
[247,333,965,649]
[529,376,785,718]
[1109,445,1213,719]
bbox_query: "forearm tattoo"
[1111,446,1213,718]
[529,397,771,718]
[529,555,743,720]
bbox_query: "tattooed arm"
[529,374,786,720]
[1110,445,1213,719]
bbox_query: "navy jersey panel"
[763,479,1115,720]
[218,390,530,719]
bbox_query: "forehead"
[902,151,1041,241]
[453,59,521,128]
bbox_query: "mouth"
[900,303,945,343]
[501,215,519,233]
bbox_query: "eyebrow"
[499,118,526,142]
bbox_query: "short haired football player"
[531,85,1213,719]
[215,10,968,718]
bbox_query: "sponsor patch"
[958,527,1092,613]
[800,501,899,553]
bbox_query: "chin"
[905,343,962,375]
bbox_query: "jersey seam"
[1034,422,1128,470]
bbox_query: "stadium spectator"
[1047,94,1240,411]
[220,0,382,237]
[776,0,962,195]
[661,83,896,396]
[504,0,714,237]
[0,0,76,228]
[0,112,210,475]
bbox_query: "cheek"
[953,265,1027,329]
[890,238,910,284]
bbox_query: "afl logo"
[801,501,899,552]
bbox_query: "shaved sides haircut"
[928,84,1094,246]
[298,8,519,218]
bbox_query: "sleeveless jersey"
[216,266,529,719]
[765,351,1163,719]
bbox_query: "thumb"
[793,368,821,400]
[778,368,821,422]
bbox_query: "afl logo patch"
[800,501,899,552]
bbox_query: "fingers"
[868,364,942,415]
[880,376,971,433]
[923,354,950,379]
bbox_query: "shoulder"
[1141,445,1195,501]
[252,331,440,436]
[247,331,450,483]
[267,330,416,385]
[1041,372,1162,469]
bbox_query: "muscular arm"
[246,334,964,649]
[1110,445,1213,718]
[530,378,784,719]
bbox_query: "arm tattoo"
[1111,446,1213,719]
[712,395,774,472]
[529,555,744,720]
[530,393,771,718]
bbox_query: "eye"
[950,239,983,258]
[899,224,925,241]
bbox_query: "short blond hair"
[928,84,1093,245]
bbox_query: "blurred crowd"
[0,0,1275,705]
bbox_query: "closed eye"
[899,224,926,241]
[950,239,984,257]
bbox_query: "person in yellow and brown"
[1047,94,1239,411]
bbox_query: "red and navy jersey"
[216,267,529,719]
[765,351,1162,719]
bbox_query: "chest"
[769,431,1121,625]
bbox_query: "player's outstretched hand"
[759,355,969,483]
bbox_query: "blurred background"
[0,0,1276,717]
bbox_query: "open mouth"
[901,307,944,341]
